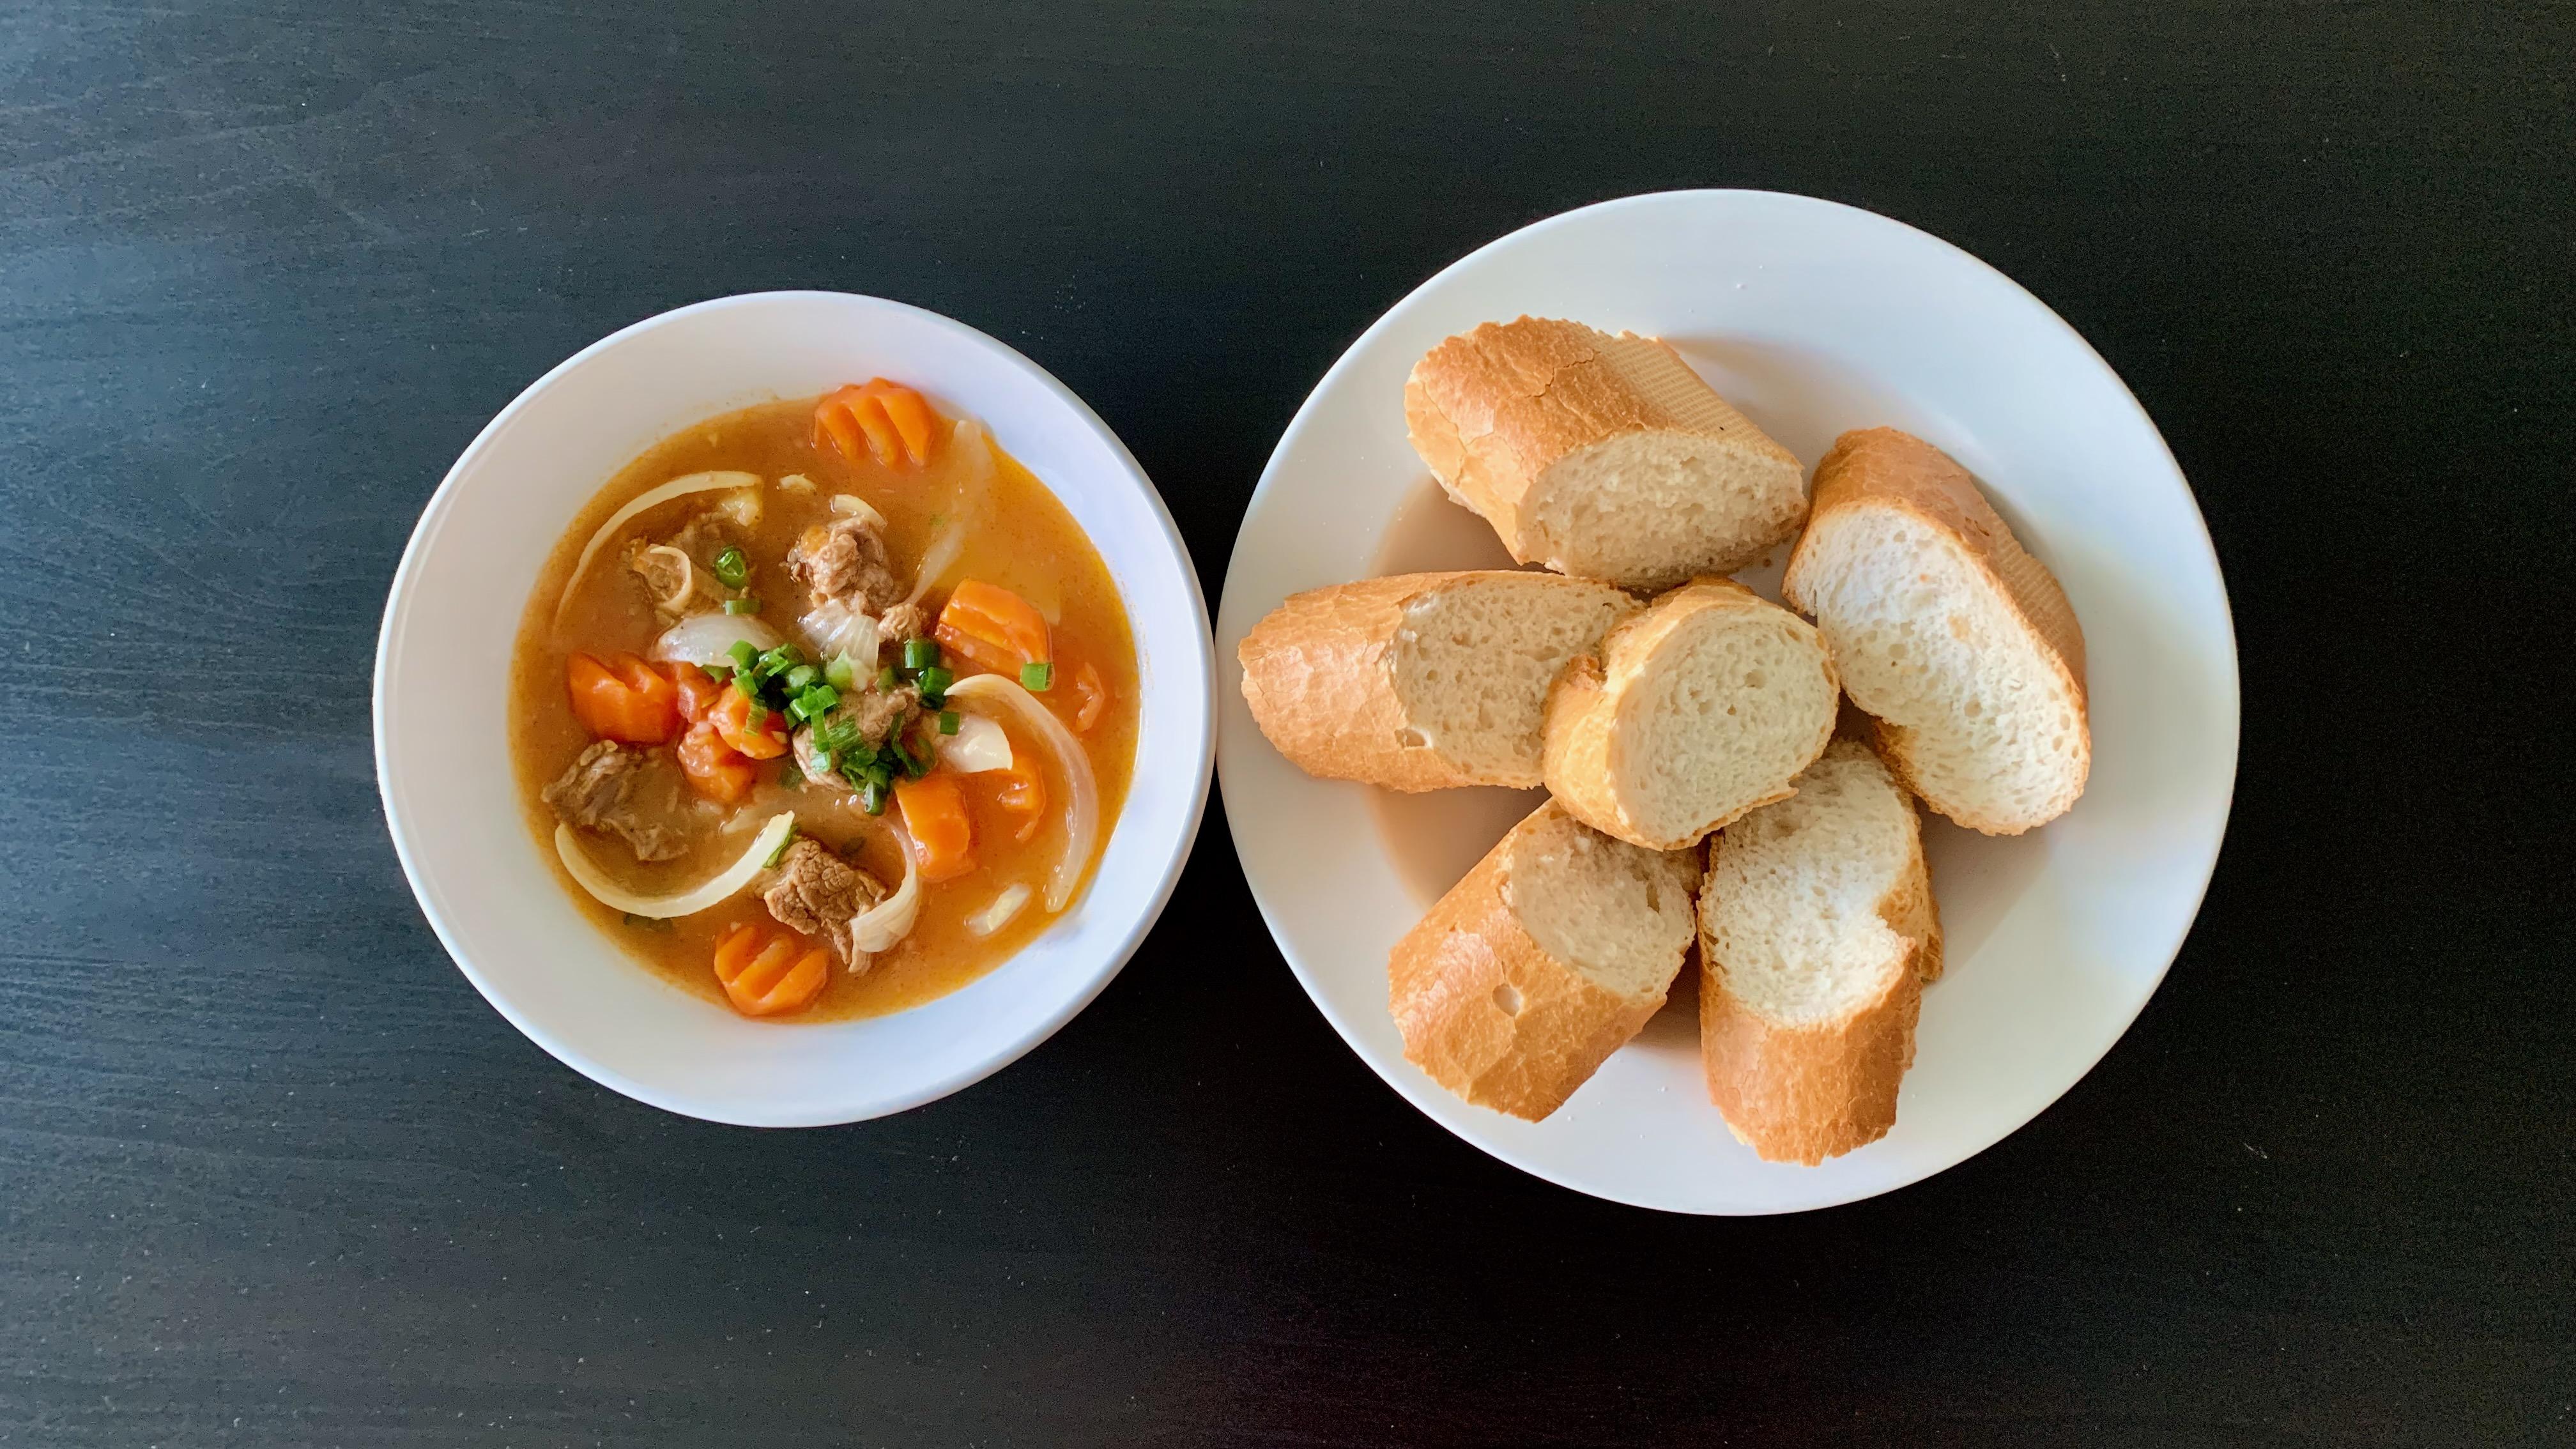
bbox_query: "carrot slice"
[675,721,756,802]
[712,921,830,1017]
[895,773,976,882]
[866,381,939,466]
[708,684,789,760]
[933,579,1052,675]
[567,651,680,744]
[813,381,940,470]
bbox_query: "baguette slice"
[1238,571,1638,791]
[1783,428,2089,834]
[1698,740,1941,1165]
[1405,317,1807,590]
[1542,579,1840,850]
[1391,800,1699,1121]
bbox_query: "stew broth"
[510,395,1139,1020]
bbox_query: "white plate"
[1215,191,2237,1213]
[379,292,1215,1126]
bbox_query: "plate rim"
[1215,188,2240,1212]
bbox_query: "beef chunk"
[878,599,929,643]
[785,516,905,614]
[542,741,687,862]
[762,838,886,966]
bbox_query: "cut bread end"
[1785,429,2089,835]
[1390,801,1698,1121]
[1404,318,1807,590]
[1238,571,1636,792]
[1544,579,1840,850]
[1697,740,1938,1164]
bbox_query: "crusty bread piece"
[1238,571,1638,792]
[1390,800,1699,1121]
[1542,579,1840,850]
[1404,317,1807,590]
[1698,740,1941,1164]
[1782,428,2089,835]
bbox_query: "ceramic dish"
[379,291,1215,1126]
[1215,190,2238,1213]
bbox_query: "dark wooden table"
[4,3,2568,1444]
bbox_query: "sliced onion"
[945,674,1098,913]
[800,599,880,663]
[903,517,966,609]
[556,811,794,919]
[940,713,1013,773]
[848,819,920,954]
[778,473,816,493]
[555,470,762,624]
[829,492,887,528]
[651,610,784,666]
[965,884,1032,938]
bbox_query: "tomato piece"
[708,684,789,760]
[567,651,679,744]
[675,719,756,802]
[894,773,976,882]
[712,921,830,1017]
[933,579,1052,675]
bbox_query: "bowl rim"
[375,289,1216,1124]
[1216,188,2241,1211]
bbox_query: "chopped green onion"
[778,762,804,788]
[859,780,888,815]
[901,637,940,671]
[916,665,954,698]
[723,596,762,615]
[747,703,769,732]
[731,669,760,700]
[937,710,960,735]
[728,640,758,672]
[823,653,857,691]
[711,547,749,589]
[785,664,818,691]
[798,685,840,719]
[762,825,799,869]
[1021,661,1054,691]
[877,664,898,692]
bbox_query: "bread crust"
[1389,802,1682,1121]
[1237,571,1634,792]
[1782,427,2090,835]
[1404,317,1804,586]
[1698,742,1942,1162]
[1542,578,1838,850]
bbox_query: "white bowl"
[378,291,1215,1126]
[1217,190,2239,1213]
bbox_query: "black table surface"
[5,3,2570,1445]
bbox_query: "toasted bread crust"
[1783,427,2090,835]
[1542,578,1838,850]
[1698,745,1942,1162]
[1388,802,1680,1121]
[1404,318,1803,583]
[1237,571,1634,792]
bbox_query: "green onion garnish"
[937,710,960,735]
[823,654,857,691]
[901,637,939,671]
[799,685,839,719]
[723,596,762,615]
[916,664,954,696]
[762,826,799,869]
[711,547,749,589]
[859,780,888,815]
[728,640,758,672]
[785,664,818,691]
[1021,661,1054,691]
[877,664,898,692]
